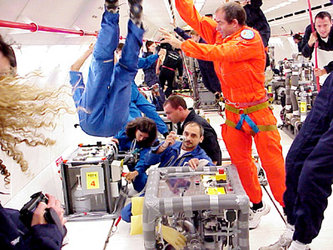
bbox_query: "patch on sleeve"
[240,29,255,40]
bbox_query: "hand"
[87,43,95,54]
[125,171,139,182]
[308,31,318,47]
[188,158,200,170]
[159,28,183,49]
[314,68,327,77]
[110,137,119,144]
[158,48,166,58]
[164,131,177,147]
[31,194,66,227]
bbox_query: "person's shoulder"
[304,24,312,34]
[240,27,258,40]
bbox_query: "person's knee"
[121,203,132,223]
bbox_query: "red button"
[219,169,224,174]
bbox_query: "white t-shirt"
[177,149,188,160]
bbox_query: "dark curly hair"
[0,35,17,69]
[125,117,157,148]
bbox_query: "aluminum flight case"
[61,142,123,221]
[143,164,250,250]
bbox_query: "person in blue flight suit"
[260,73,333,250]
[70,0,169,138]
[70,42,169,138]
[128,80,168,137]
[142,40,160,87]
[173,26,221,94]
[142,40,166,109]
[69,0,147,137]
[111,117,157,192]
[121,121,214,222]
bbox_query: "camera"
[176,135,185,141]
[20,191,48,227]
[20,191,67,237]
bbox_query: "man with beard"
[121,121,214,223]
[144,121,214,169]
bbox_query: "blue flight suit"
[283,72,333,244]
[69,11,144,137]
[115,135,157,192]
[128,82,168,135]
[174,27,221,93]
[142,51,159,87]
[121,141,214,222]
[0,205,63,249]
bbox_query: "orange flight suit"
[175,0,285,206]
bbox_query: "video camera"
[20,191,67,237]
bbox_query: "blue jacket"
[145,141,214,167]
[129,82,168,135]
[0,205,63,249]
[142,51,159,87]
[115,134,155,175]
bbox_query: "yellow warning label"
[268,86,272,93]
[206,187,226,195]
[86,172,99,189]
[300,102,307,113]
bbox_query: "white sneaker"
[249,202,271,229]
[288,241,311,250]
[259,223,294,250]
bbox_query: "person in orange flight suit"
[160,1,286,229]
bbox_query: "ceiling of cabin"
[0,0,332,46]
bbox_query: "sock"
[252,201,263,210]
[289,240,307,250]
[105,0,119,13]
[128,1,143,27]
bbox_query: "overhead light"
[264,0,298,14]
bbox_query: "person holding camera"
[111,117,158,192]
[0,36,67,249]
[163,95,222,165]
[121,121,214,223]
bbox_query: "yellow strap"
[225,119,277,132]
[225,101,269,114]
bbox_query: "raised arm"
[174,0,219,44]
[70,43,94,72]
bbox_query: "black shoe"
[128,0,143,26]
[105,0,119,13]
[128,0,142,5]
[130,3,143,20]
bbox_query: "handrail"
[0,19,97,37]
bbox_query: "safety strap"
[225,101,269,115]
[235,114,260,133]
[225,119,277,135]
[225,101,276,134]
